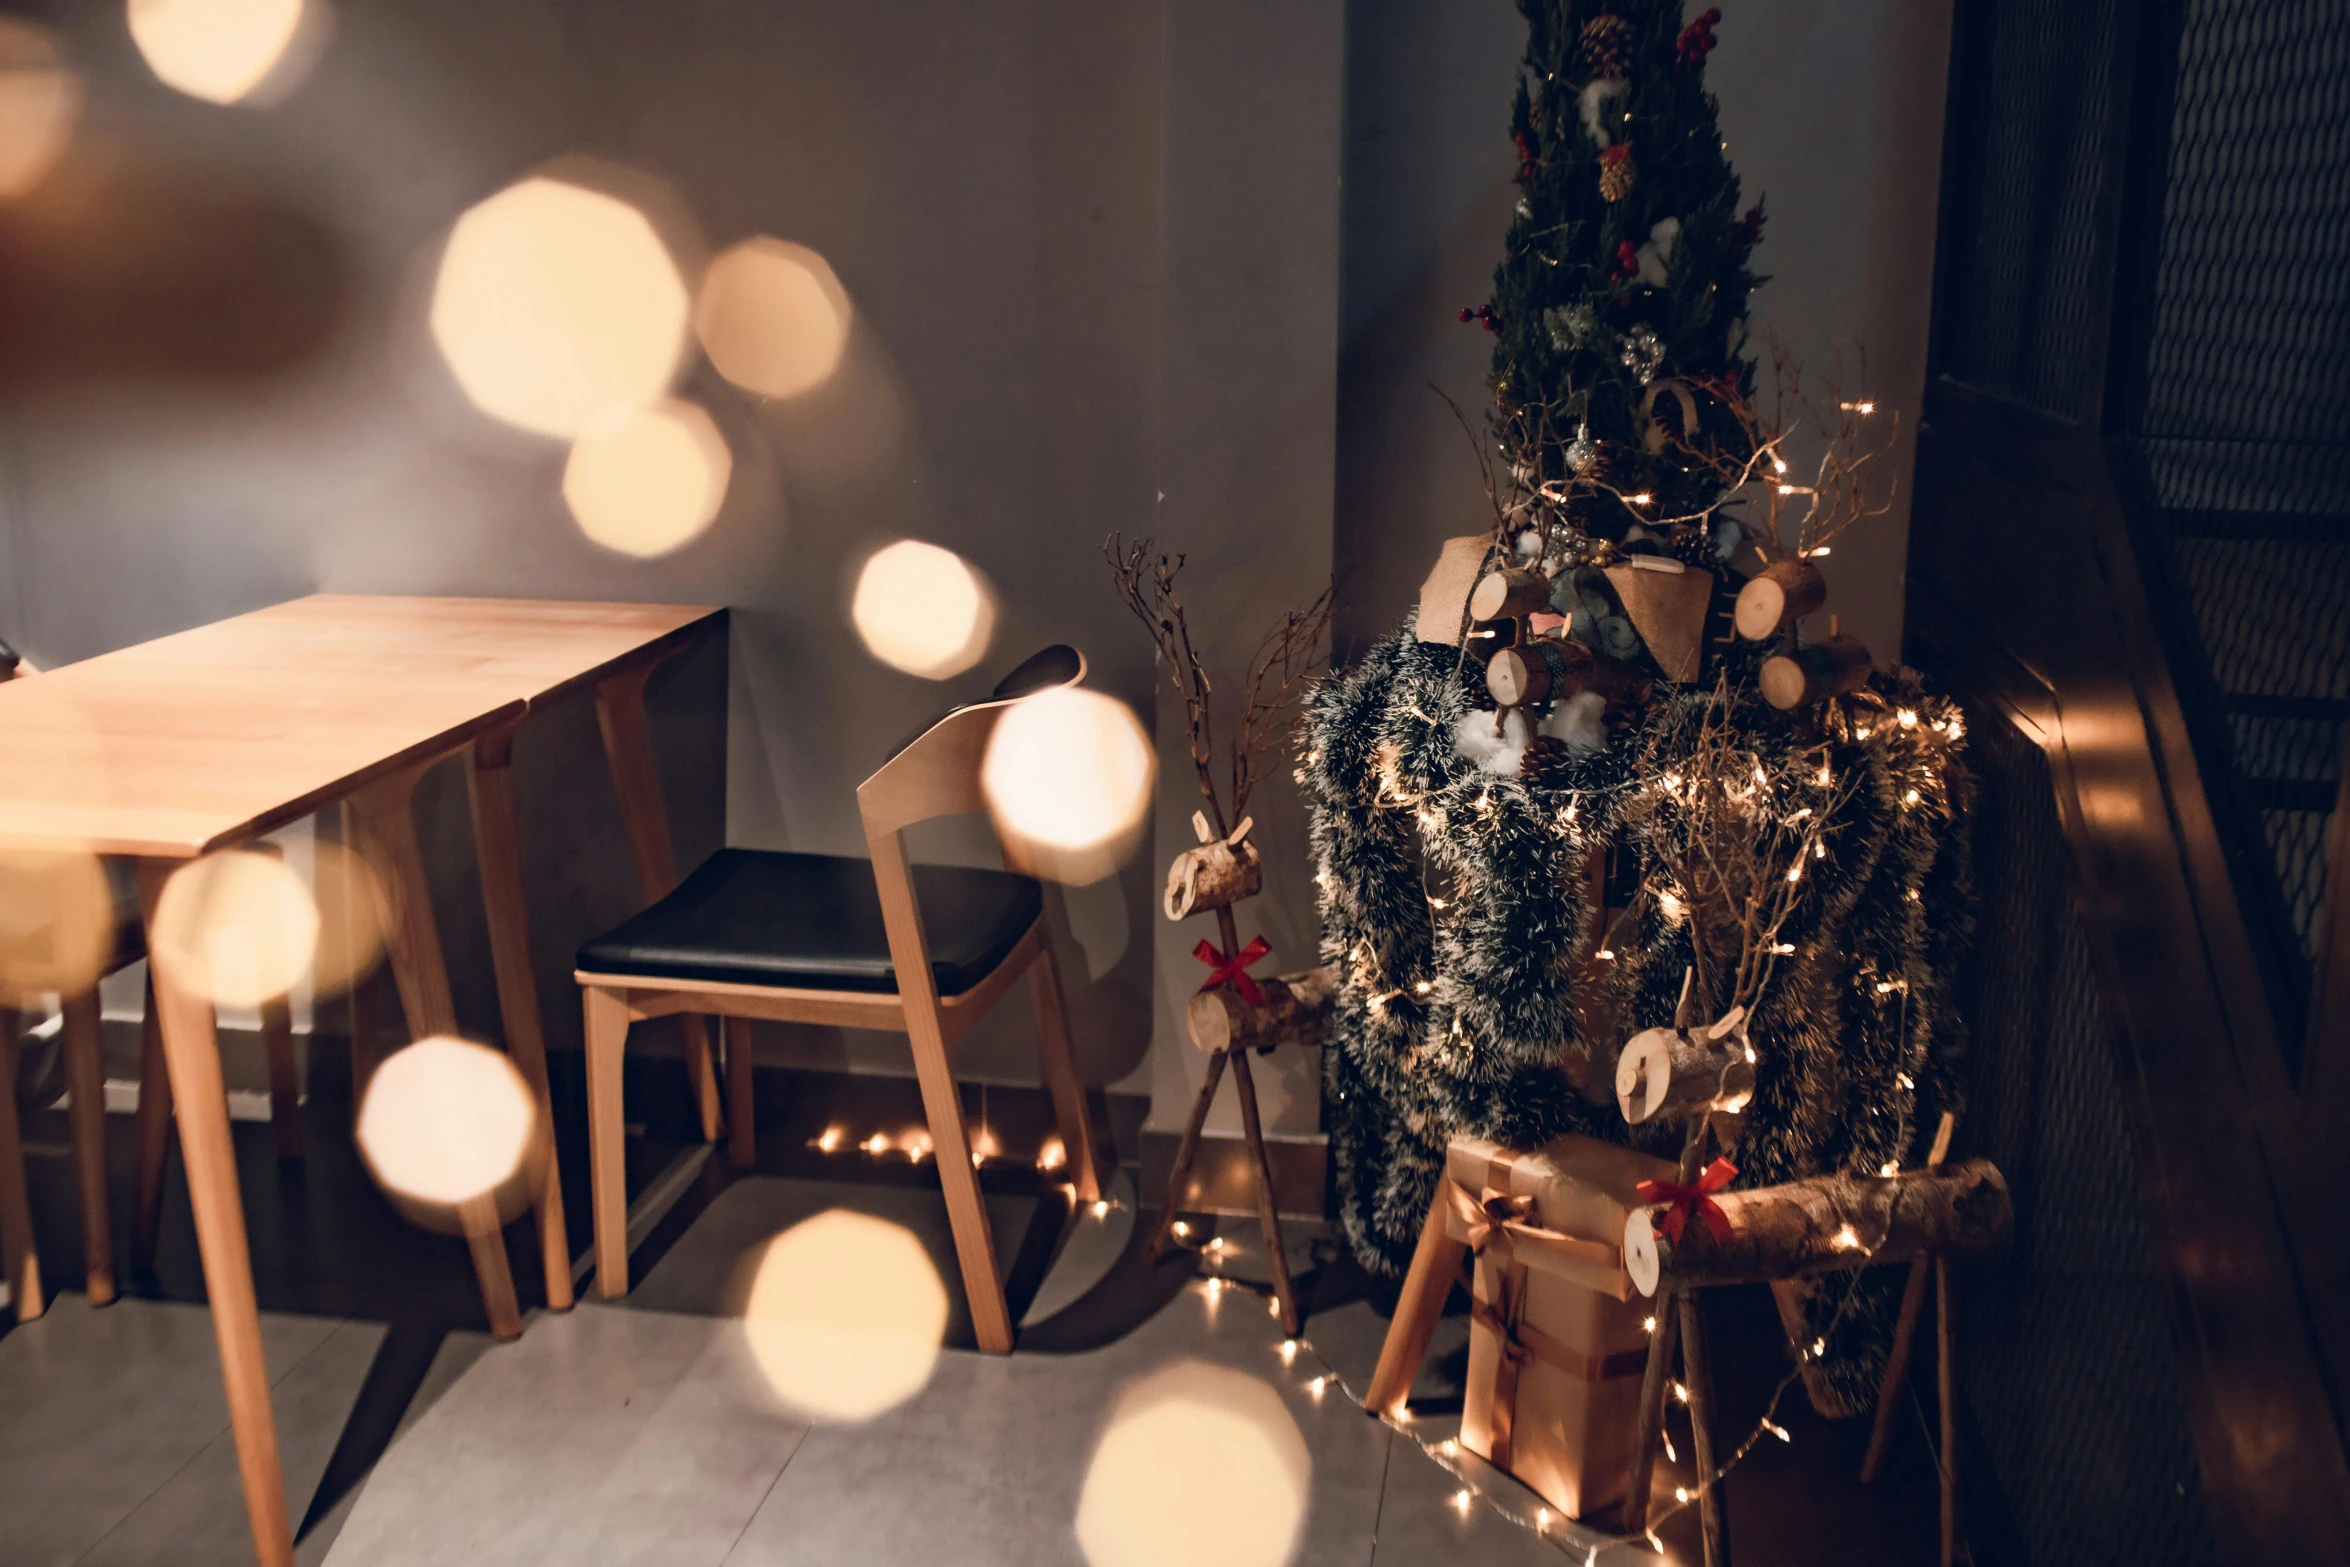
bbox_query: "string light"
[1839,399,1877,414]
[1092,1199,1112,1219]
[1279,1339,1297,1365]
[817,1126,844,1153]
[1764,1420,1792,1442]
[1453,1489,1475,1514]
[1172,1221,1191,1239]
[1830,1223,1861,1251]
[1642,1315,1657,1334]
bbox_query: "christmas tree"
[1470,2,1763,554]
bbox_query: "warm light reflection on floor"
[696,236,852,399]
[430,177,689,438]
[0,19,80,200]
[126,0,327,107]
[562,397,732,557]
[850,538,997,679]
[148,848,320,1010]
[356,1035,539,1220]
[1076,1360,1311,1567]
[737,1210,948,1422]
[981,686,1155,885]
[0,845,113,999]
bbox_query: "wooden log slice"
[1186,965,1340,1055]
[1759,633,1874,710]
[1614,1028,1758,1124]
[1622,1158,2013,1297]
[1733,558,1828,641]
[1163,837,1263,920]
[1469,566,1551,624]
[1485,643,1555,708]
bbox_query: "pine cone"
[1518,735,1576,787]
[1582,14,1635,79]
[1599,143,1636,202]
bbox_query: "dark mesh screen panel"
[1955,706,2219,1567]
[2131,0,2350,1047]
[1939,0,2119,419]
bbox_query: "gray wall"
[1337,0,1957,664]
[0,0,1174,1088]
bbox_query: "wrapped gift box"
[1447,1133,1675,1519]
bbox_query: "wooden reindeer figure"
[1106,536,1334,1338]
[1617,968,1754,1567]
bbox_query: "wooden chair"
[573,647,1104,1351]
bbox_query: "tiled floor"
[1,1057,1947,1567]
[318,1176,1630,1567]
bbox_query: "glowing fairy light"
[1830,1223,1861,1251]
[817,1126,844,1153]
[862,1132,890,1155]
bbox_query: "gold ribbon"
[1447,1157,1647,1472]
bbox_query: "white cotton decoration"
[1454,707,1531,776]
[1578,78,1628,147]
[1541,690,1608,755]
[1635,218,1682,289]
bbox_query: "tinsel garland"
[1303,620,1976,1410]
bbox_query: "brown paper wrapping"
[1447,1133,1673,1519]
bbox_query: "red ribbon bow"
[1636,1157,1739,1246]
[1194,936,1272,1006]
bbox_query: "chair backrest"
[854,645,1088,839]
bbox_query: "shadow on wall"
[0,134,348,386]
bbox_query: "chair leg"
[583,986,633,1299]
[131,976,174,1272]
[0,1009,46,1320]
[904,1016,1011,1353]
[1227,1047,1300,1339]
[60,990,115,1305]
[1025,938,1099,1204]
[725,1016,756,1172]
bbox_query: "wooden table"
[0,595,724,1567]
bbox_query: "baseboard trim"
[1139,1126,1327,1221]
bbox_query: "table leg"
[346,765,523,1341]
[136,860,293,1567]
[594,665,721,1144]
[466,729,574,1311]
[0,1006,47,1321]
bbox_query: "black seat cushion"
[576,848,1042,997]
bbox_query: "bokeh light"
[0,846,113,1001]
[695,236,852,399]
[126,0,328,107]
[430,177,689,438]
[148,848,319,1009]
[0,19,81,200]
[982,687,1156,885]
[850,539,997,680]
[736,1210,948,1422]
[562,397,732,557]
[1076,1361,1310,1567]
[356,1035,542,1227]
